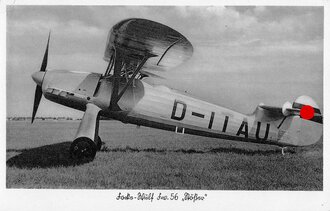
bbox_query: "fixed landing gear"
[69,136,103,161]
[70,103,102,161]
[70,137,97,161]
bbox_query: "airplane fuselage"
[40,70,290,147]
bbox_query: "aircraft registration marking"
[222,116,229,132]
[170,99,271,141]
[191,112,205,118]
[208,112,215,129]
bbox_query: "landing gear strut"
[96,136,102,151]
[70,103,101,161]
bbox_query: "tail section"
[258,95,322,146]
[277,96,322,146]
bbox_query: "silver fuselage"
[38,70,320,147]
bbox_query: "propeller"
[31,32,50,123]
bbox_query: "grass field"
[6,120,323,190]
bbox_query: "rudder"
[277,96,322,146]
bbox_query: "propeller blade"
[31,85,43,123]
[40,32,50,72]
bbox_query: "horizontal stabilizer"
[258,95,322,124]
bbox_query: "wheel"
[70,137,97,161]
[96,136,102,151]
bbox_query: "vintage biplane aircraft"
[31,18,323,160]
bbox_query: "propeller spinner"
[31,32,50,123]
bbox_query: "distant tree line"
[7,116,113,121]
[7,117,80,121]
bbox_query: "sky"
[6,6,323,118]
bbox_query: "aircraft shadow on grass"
[100,145,294,156]
[6,142,92,169]
[6,141,297,169]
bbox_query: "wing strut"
[117,53,156,100]
[157,37,183,66]
[109,50,124,110]
[104,53,115,76]
[109,48,157,110]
